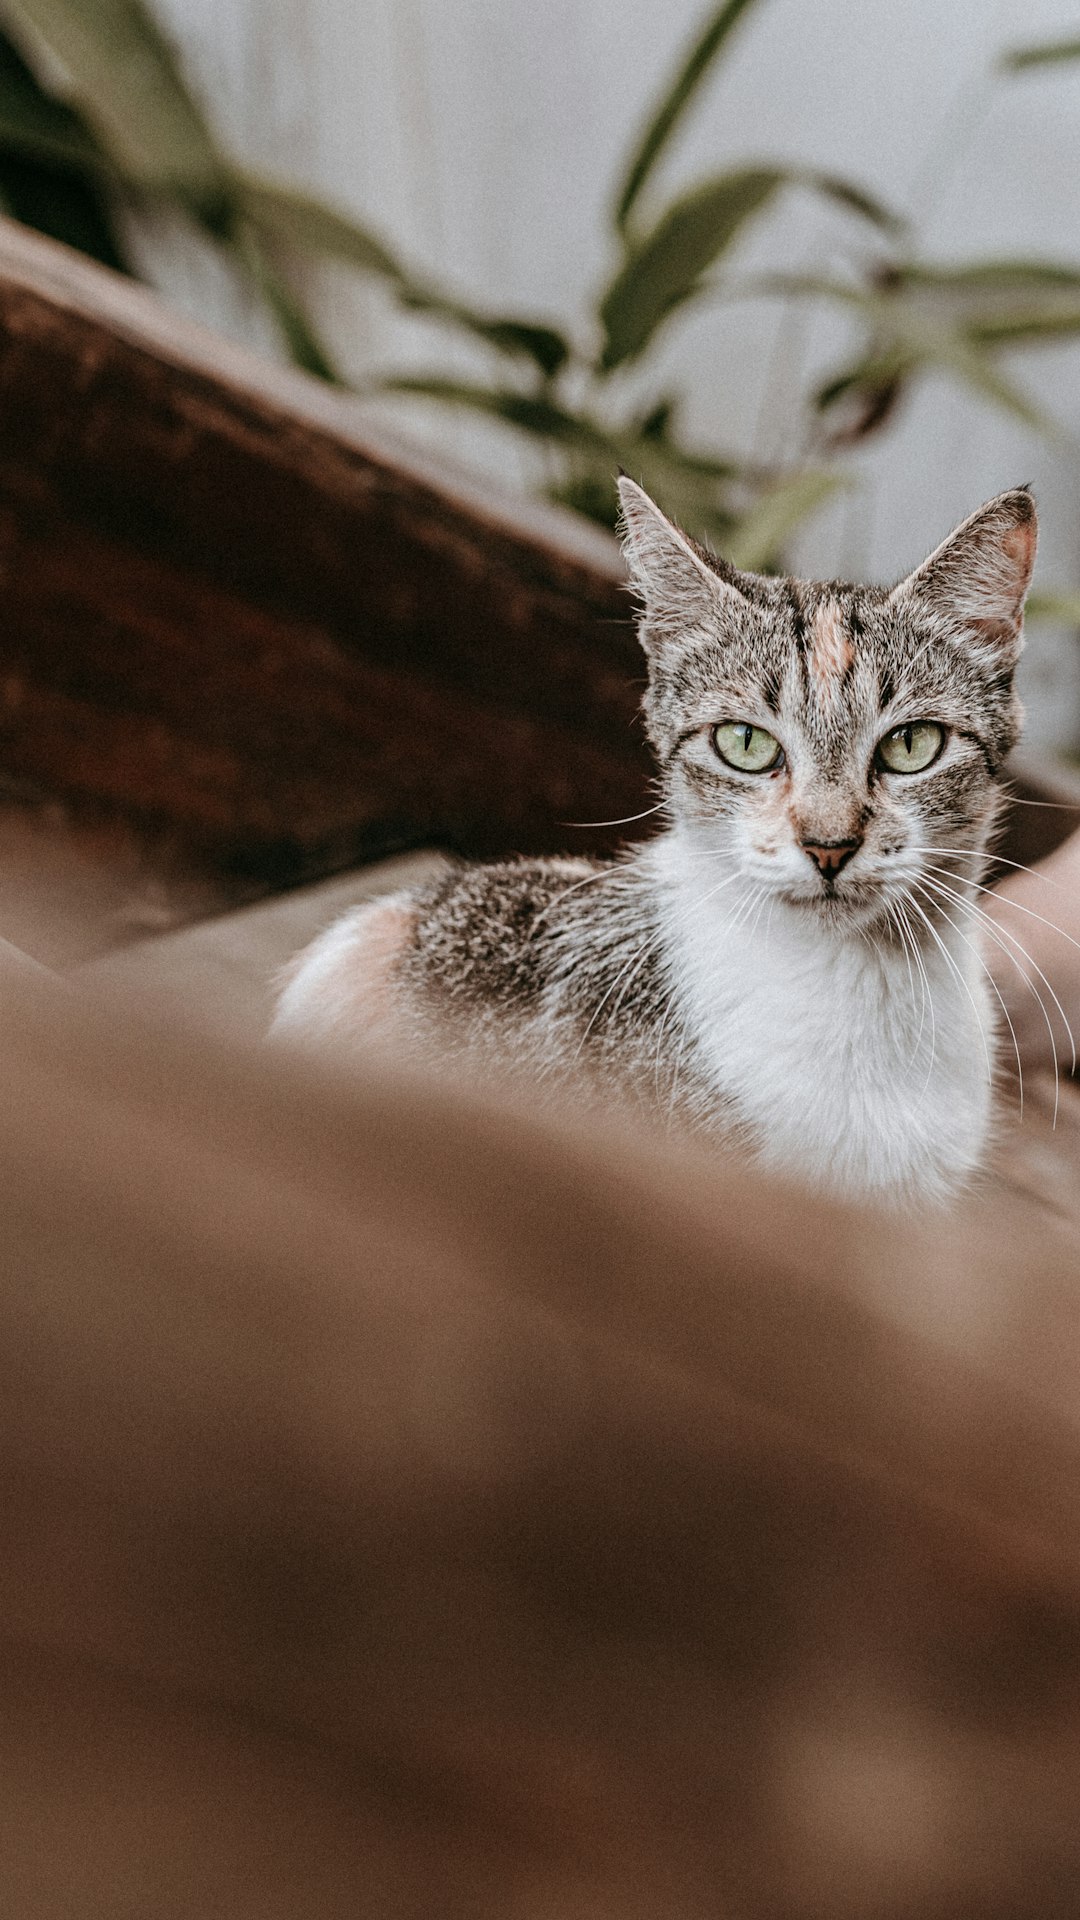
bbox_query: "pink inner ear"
[971,616,1018,646]
[1003,518,1037,575]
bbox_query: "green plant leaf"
[234,172,402,279]
[0,23,106,170]
[746,262,1069,438]
[551,454,742,548]
[654,441,741,481]
[389,372,804,564]
[546,471,624,529]
[724,469,844,569]
[233,219,341,383]
[805,171,904,235]
[1,0,226,204]
[814,349,910,410]
[600,167,783,369]
[967,305,1080,344]
[897,258,1080,290]
[636,396,677,441]
[814,330,1049,438]
[930,337,1050,430]
[614,0,764,234]
[731,269,865,304]
[401,297,569,377]
[458,316,567,378]
[883,260,1080,342]
[761,260,1080,305]
[0,11,358,374]
[600,168,901,371]
[238,171,569,376]
[1026,589,1080,624]
[1001,37,1080,70]
[382,377,617,451]
[820,338,1047,433]
[383,378,748,540]
[0,27,130,269]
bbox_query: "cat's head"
[617,477,1036,929]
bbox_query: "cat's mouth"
[776,874,892,925]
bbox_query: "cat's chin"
[773,883,893,932]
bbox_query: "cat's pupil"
[741,725,753,752]
[903,724,914,754]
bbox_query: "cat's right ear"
[888,487,1037,665]
[617,478,746,650]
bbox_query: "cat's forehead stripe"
[807,601,854,701]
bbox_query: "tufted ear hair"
[889,487,1037,666]
[616,477,749,651]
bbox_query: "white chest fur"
[652,838,994,1202]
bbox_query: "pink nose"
[801,837,862,878]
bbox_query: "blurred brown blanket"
[1,965,1079,1917]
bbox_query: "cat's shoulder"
[404,854,608,1005]
[272,854,623,1049]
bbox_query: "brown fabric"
[1,968,1079,1916]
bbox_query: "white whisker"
[747,883,772,943]
[1000,789,1080,811]
[884,900,924,1047]
[664,1002,694,1124]
[920,865,1079,1072]
[906,845,1073,897]
[574,929,663,1059]
[653,975,682,1108]
[946,871,1080,966]
[725,885,766,942]
[919,874,1070,1126]
[562,799,668,829]
[913,882,1025,1117]
[575,867,743,1062]
[896,897,936,1082]
[906,889,994,1094]
[528,861,632,937]
[532,842,739,942]
[920,872,1074,1096]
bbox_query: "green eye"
[877,721,945,774]
[713,722,783,773]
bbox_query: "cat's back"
[273,853,661,1062]
[400,854,602,1013]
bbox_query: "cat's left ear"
[889,487,1037,665]
[617,477,748,650]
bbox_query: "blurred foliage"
[1028,589,1080,624]
[754,260,1080,444]
[1,0,1080,588]
[1001,36,1080,71]
[0,0,576,384]
[0,32,125,267]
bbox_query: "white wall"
[141,0,1080,749]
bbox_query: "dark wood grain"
[0,222,650,888]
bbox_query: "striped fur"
[275,483,1038,1203]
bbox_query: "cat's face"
[618,480,1037,931]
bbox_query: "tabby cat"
[275,478,1037,1202]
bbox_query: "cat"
[273,477,1037,1203]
